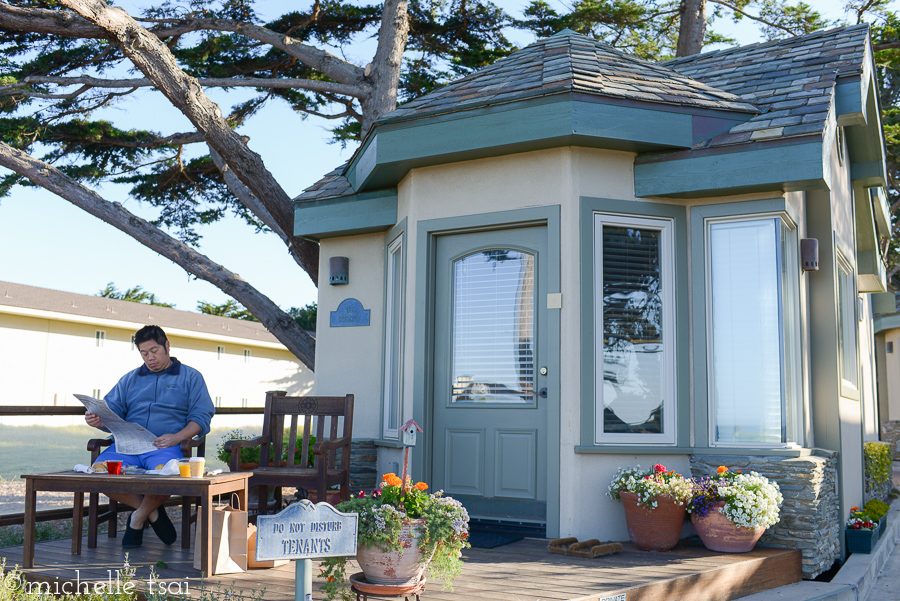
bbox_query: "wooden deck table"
[21,471,249,576]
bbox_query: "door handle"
[538,388,548,398]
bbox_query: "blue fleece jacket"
[104,357,215,438]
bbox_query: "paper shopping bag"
[247,523,288,569]
[194,496,248,574]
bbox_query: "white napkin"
[73,464,95,473]
[146,458,181,476]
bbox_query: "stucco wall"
[315,232,386,440]
[0,312,312,429]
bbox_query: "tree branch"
[57,0,318,283]
[0,140,316,370]
[0,4,367,89]
[24,75,366,98]
[707,0,798,37]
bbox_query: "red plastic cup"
[107,460,123,475]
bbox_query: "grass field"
[0,426,244,480]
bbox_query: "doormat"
[467,531,523,549]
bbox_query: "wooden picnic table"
[21,471,250,576]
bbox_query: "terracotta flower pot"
[356,519,434,585]
[619,491,685,551]
[691,502,766,553]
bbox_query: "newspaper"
[74,394,158,455]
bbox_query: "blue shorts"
[95,443,184,470]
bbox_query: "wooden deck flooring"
[1,534,801,601]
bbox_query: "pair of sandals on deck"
[123,506,177,549]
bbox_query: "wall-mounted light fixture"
[329,256,349,285]
[800,239,819,271]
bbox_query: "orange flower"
[717,466,728,474]
[851,507,860,512]
[415,482,428,491]
[736,470,742,474]
[385,474,402,487]
[382,473,396,481]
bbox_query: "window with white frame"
[217,346,225,360]
[244,349,251,363]
[594,213,676,444]
[95,330,106,347]
[706,216,802,446]
[382,235,405,438]
[92,388,102,399]
[130,335,136,350]
[837,253,858,388]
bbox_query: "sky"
[0,0,889,314]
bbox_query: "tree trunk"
[0,141,317,371]
[360,0,410,136]
[676,0,706,57]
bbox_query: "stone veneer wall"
[348,439,377,493]
[691,451,839,579]
[880,421,900,460]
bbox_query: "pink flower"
[358,490,366,498]
[653,464,667,474]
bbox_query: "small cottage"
[296,26,888,576]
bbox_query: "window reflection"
[601,226,664,434]
[451,250,535,404]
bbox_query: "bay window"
[594,213,676,444]
[706,216,801,446]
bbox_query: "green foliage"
[864,498,891,521]
[97,282,175,308]
[215,428,316,466]
[289,303,317,331]
[197,300,259,321]
[864,441,893,492]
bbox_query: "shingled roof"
[379,29,758,124]
[664,24,870,149]
[295,25,872,202]
[0,280,281,344]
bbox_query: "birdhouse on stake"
[401,419,422,447]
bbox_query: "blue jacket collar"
[138,357,182,377]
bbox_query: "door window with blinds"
[593,214,676,444]
[706,216,801,446]
[450,249,536,404]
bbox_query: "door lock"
[538,388,548,398]
[539,367,548,376]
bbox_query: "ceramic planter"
[356,519,434,585]
[845,528,879,554]
[690,502,766,553]
[619,491,685,551]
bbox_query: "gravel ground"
[0,480,88,515]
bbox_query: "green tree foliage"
[97,282,175,307]
[197,299,259,321]
[0,0,514,240]
[289,303,317,332]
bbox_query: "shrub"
[864,441,892,501]
[864,499,890,521]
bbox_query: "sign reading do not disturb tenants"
[255,500,358,561]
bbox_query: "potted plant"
[216,429,316,469]
[864,499,890,537]
[687,466,783,553]
[846,507,880,553]
[607,463,692,551]
[319,473,470,601]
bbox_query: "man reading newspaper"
[85,325,215,549]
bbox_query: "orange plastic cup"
[178,461,191,478]
[107,460,122,475]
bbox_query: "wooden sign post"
[256,501,358,601]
